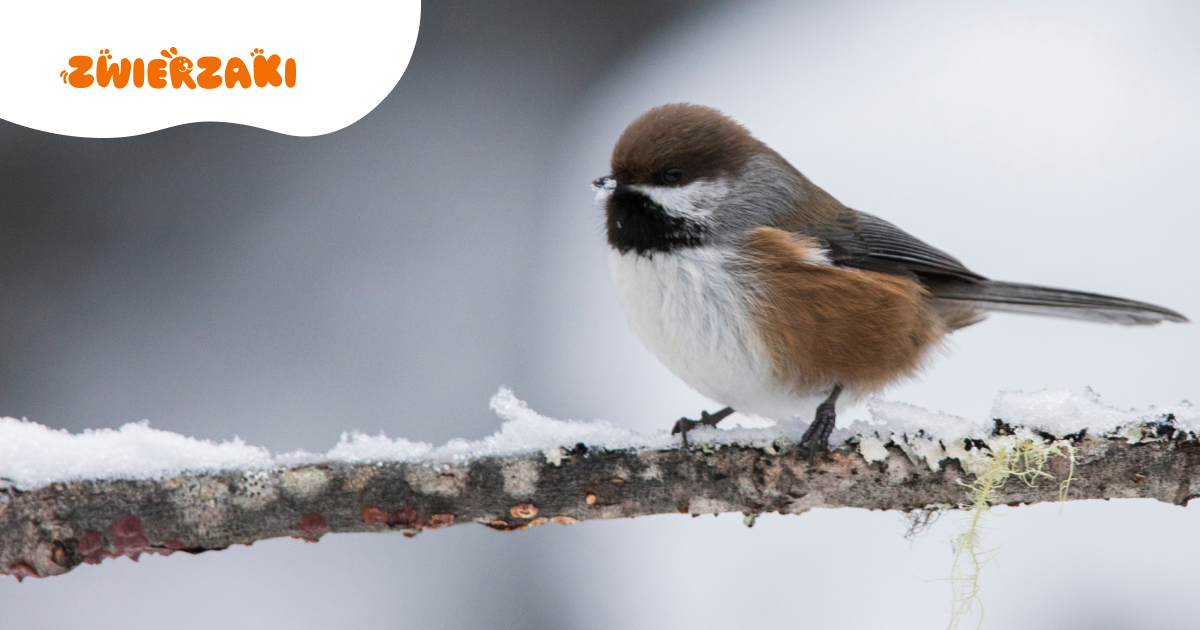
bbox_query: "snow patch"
[991,388,1196,437]
[0,387,1192,491]
[857,436,890,463]
[0,418,272,491]
[854,388,1196,471]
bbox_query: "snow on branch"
[2,389,1198,582]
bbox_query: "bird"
[593,103,1188,453]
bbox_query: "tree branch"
[3,418,1197,582]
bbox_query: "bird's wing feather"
[812,209,987,283]
[801,209,1187,326]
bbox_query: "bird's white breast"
[609,246,821,421]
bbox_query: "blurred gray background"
[3,1,1199,628]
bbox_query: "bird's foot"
[800,403,836,457]
[672,407,734,448]
[800,385,843,457]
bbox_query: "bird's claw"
[672,408,734,449]
[800,400,837,457]
[671,417,699,448]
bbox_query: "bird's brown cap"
[610,104,766,187]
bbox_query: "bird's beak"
[592,175,619,191]
[592,175,620,203]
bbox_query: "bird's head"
[595,103,804,256]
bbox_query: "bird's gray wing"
[809,209,1187,325]
[814,209,987,284]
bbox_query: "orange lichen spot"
[77,531,103,555]
[76,530,111,565]
[390,506,420,528]
[363,505,426,529]
[111,516,150,559]
[510,504,539,519]
[487,520,511,531]
[50,543,71,567]
[6,563,38,583]
[550,516,578,526]
[528,517,548,527]
[585,494,597,505]
[297,514,330,539]
[362,506,389,526]
[426,514,455,529]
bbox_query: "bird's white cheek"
[630,178,730,220]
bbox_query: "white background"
[0,1,420,137]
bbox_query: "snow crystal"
[855,388,1197,470]
[0,387,1193,491]
[307,432,433,464]
[479,387,674,461]
[991,388,1197,438]
[857,436,890,463]
[847,400,983,471]
[0,388,675,491]
[0,419,273,491]
[851,400,979,441]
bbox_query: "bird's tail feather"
[933,280,1188,326]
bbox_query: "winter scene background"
[2,1,1199,628]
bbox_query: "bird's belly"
[608,247,822,420]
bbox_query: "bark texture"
[3,420,1198,581]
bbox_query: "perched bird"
[594,103,1188,452]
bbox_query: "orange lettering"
[169,56,196,89]
[196,56,222,89]
[147,58,167,88]
[253,53,282,87]
[97,57,132,88]
[65,50,296,90]
[224,57,251,88]
[67,55,93,88]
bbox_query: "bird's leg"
[672,407,735,448]
[801,384,843,456]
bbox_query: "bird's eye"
[662,167,682,184]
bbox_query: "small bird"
[594,103,1188,453]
